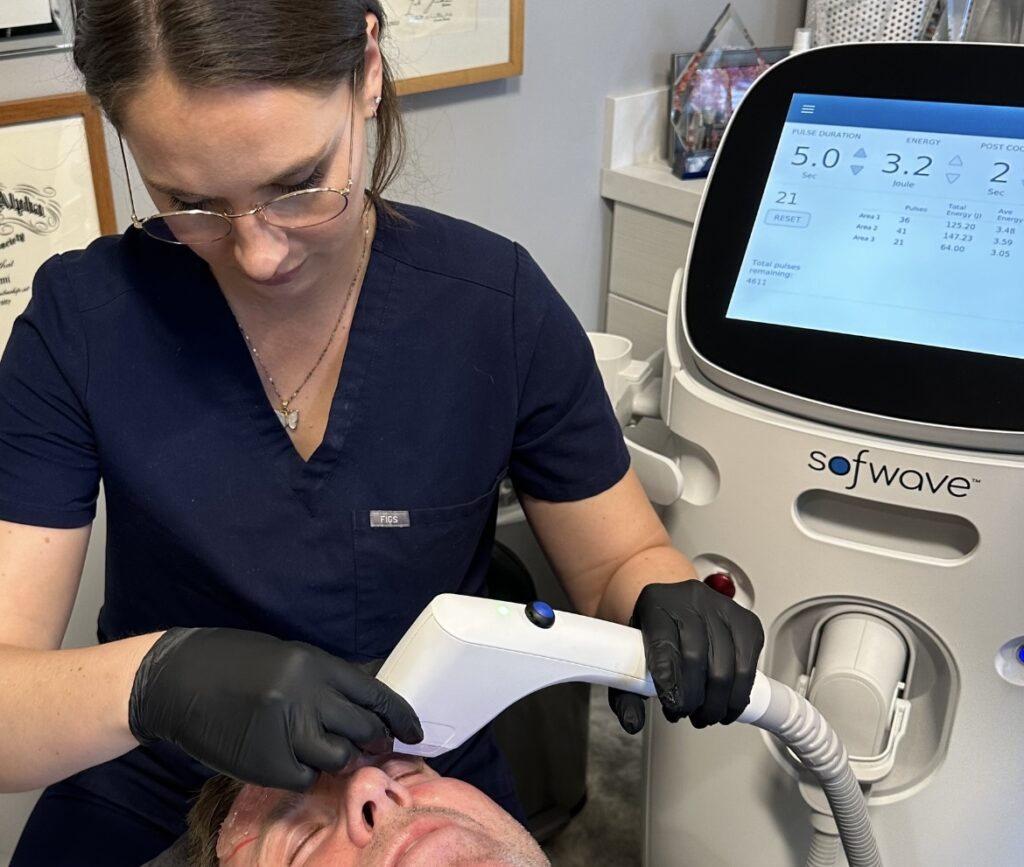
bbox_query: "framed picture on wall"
[0,92,117,350]
[0,0,76,59]
[382,0,524,95]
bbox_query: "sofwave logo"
[808,448,974,498]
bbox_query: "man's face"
[216,753,549,866]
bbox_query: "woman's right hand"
[128,627,423,791]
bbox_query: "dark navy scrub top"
[0,203,629,827]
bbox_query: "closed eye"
[287,823,327,867]
[380,756,432,785]
[167,193,213,212]
[166,166,328,212]
[277,166,327,195]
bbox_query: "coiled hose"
[806,825,841,867]
[737,673,882,867]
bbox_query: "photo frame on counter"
[668,46,790,178]
[0,92,117,350]
[383,0,524,95]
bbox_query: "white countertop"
[600,85,706,223]
[600,161,705,223]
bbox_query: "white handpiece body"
[377,595,867,864]
[376,594,657,756]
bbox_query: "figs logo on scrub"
[808,448,974,498]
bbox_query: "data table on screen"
[729,94,1024,361]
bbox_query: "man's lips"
[382,816,461,867]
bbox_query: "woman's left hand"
[608,580,765,733]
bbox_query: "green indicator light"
[497,604,511,617]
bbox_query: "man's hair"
[187,774,245,867]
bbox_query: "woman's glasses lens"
[145,213,232,244]
[140,189,350,244]
[264,189,350,229]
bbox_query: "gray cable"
[806,826,841,867]
[751,678,882,867]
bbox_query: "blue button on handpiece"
[525,600,556,629]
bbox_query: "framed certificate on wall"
[0,0,52,29]
[383,0,524,95]
[0,92,116,351]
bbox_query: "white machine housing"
[624,42,1024,867]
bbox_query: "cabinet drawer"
[604,294,668,362]
[608,204,692,313]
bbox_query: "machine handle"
[625,437,685,505]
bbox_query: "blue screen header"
[787,93,1024,139]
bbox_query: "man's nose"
[230,212,290,282]
[344,766,415,847]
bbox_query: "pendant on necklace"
[276,408,299,430]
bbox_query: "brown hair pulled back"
[72,0,405,212]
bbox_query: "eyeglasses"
[119,89,356,246]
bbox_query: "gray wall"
[2,0,804,322]
[394,0,804,326]
[0,1,804,862]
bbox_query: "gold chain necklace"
[235,213,371,431]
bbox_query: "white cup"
[588,332,633,404]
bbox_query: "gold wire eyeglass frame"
[117,87,356,246]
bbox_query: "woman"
[0,2,763,864]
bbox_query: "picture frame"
[0,92,117,349]
[668,46,790,178]
[383,0,524,96]
[0,0,77,59]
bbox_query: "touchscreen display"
[727,94,1024,360]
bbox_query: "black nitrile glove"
[608,581,764,733]
[129,628,422,791]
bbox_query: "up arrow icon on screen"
[946,173,961,183]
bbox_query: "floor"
[541,687,644,866]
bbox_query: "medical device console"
[378,594,883,867]
[684,42,1024,445]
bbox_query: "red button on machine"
[703,572,736,598]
